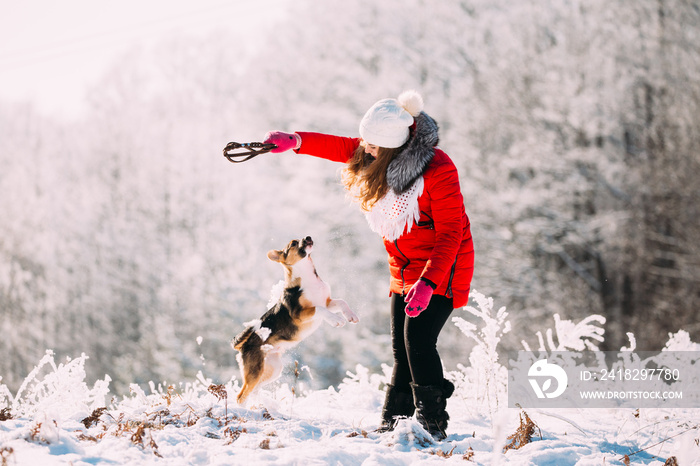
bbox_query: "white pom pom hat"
[359,90,424,148]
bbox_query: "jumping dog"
[232,236,359,404]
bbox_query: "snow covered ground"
[2,294,699,465]
[1,361,698,466]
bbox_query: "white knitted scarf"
[364,176,424,241]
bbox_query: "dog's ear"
[267,249,283,262]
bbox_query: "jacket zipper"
[446,260,457,298]
[394,239,410,294]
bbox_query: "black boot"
[376,384,415,433]
[410,379,454,441]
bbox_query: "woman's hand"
[263,131,301,153]
[405,279,434,317]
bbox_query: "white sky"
[0,0,286,117]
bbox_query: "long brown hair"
[342,143,402,211]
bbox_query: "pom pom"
[397,90,424,117]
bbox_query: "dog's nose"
[303,236,313,247]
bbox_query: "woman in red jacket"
[264,91,474,440]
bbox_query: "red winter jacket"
[294,125,474,308]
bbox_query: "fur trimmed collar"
[386,112,439,194]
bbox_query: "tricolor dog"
[232,236,359,404]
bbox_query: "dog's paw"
[346,312,360,324]
[331,316,346,327]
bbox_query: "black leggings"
[390,293,454,391]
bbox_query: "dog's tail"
[231,326,256,351]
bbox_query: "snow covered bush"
[450,290,511,417]
[520,313,606,352]
[336,363,390,413]
[447,291,608,418]
[7,350,111,420]
[663,330,700,352]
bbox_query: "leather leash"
[223,142,278,163]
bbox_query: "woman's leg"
[377,295,416,432]
[390,294,413,391]
[403,294,454,386]
[402,294,455,440]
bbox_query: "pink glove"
[263,131,301,153]
[405,279,434,317]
